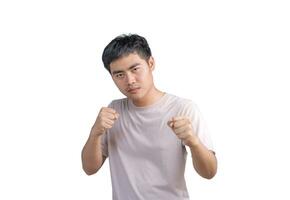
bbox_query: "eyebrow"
[111,63,141,75]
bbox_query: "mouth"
[127,87,140,94]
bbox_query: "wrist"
[91,125,106,136]
[186,136,200,148]
[90,127,104,138]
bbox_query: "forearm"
[188,138,217,179]
[81,131,104,175]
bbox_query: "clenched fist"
[167,116,200,147]
[91,107,119,137]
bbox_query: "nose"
[126,73,136,85]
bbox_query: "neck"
[132,87,165,107]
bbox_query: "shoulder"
[166,93,200,117]
[167,93,197,109]
[108,97,129,110]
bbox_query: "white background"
[1,0,289,199]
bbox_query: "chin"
[127,92,145,100]
[127,93,142,100]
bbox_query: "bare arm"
[188,138,217,179]
[81,107,119,175]
[81,130,107,175]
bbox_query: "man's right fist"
[91,107,119,136]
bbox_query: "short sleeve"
[179,100,214,152]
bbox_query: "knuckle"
[101,121,106,127]
[99,115,104,121]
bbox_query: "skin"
[81,53,217,179]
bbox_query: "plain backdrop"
[0,0,289,199]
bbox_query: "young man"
[81,34,217,200]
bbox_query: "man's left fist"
[167,116,199,147]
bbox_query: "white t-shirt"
[101,93,214,200]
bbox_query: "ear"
[148,56,155,71]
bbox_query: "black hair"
[102,34,152,73]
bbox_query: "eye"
[132,67,139,72]
[115,73,124,79]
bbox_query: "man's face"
[110,53,155,101]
